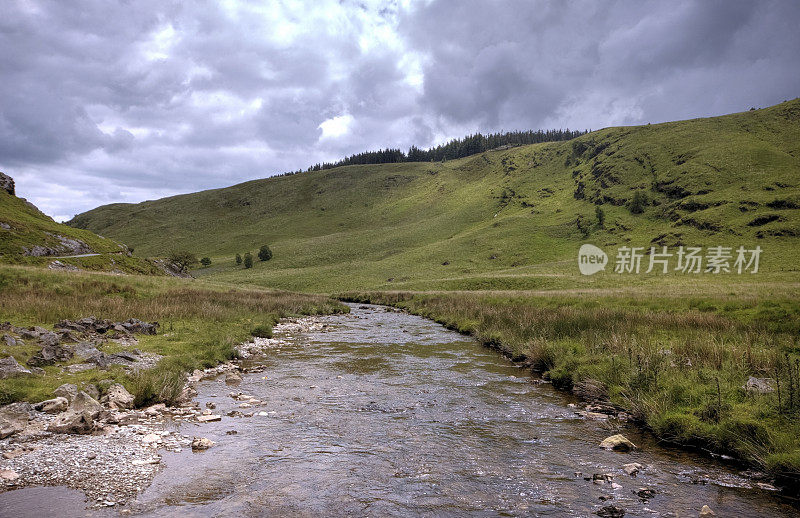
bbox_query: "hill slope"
[70,100,800,291]
[0,175,162,274]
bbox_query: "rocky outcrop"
[0,357,32,379]
[22,233,93,257]
[0,172,13,196]
[0,402,31,439]
[55,316,159,336]
[27,343,74,366]
[54,383,79,402]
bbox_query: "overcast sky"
[1,0,799,221]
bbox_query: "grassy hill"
[0,187,162,274]
[70,99,800,292]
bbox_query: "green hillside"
[70,99,800,292]
[0,187,161,274]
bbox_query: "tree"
[258,245,273,261]
[243,252,253,269]
[200,257,212,267]
[595,206,606,228]
[168,251,198,273]
[235,253,242,265]
[628,191,649,214]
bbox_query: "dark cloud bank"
[1,0,798,220]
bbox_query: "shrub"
[243,252,253,269]
[235,253,242,265]
[258,245,273,261]
[628,190,649,214]
[200,257,212,267]
[595,206,605,227]
[251,325,273,338]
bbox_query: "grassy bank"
[341,289,800,489]
[0,265,348,406]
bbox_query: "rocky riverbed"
[0,315,326,509]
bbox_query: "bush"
[235,253,242,265]
[200,257,211,267]
[251,325,273,338]
[595,206,605,227]
[628,190,649,214]
[258,245,273,261]
[243,252,253,269]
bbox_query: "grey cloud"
[0,0,798,219]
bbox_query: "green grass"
[0,265,348,405]
[69,99,800,292]
[340,288,800,488]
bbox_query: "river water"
[4,304,798,516]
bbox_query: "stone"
[100,383,134,410]
[205,402,216,409]
[225,371,242,385]
[635,487,656,499]
[82,384,100,400]
[0,469,20,483]
[176,385,197,406]
[0,356,32,379]
[47,411,94,434]
[71,391,103,419]
[622,463,643,476]
[36,331,61,347]
[600,434,636,452]
[197,414,222,422]
[27,343,73,366]
[72,342,102,360]
[35,397,69,413]
[54,383,79,402]
[756,482,778,491]
[2,334,20,347]
[0,172,14,196]
[699,505,715,517]
[743,376,775,394]
[141,433,161,444]
[0,402,31,439]
[191,437,215,451]
[596,504,625,517]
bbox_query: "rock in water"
[225,370,243,385]
[101,383,135,410]
[699,505,715,517]
[596,504,625,517]
[622,462,643,476]
[600,434,636,452]
[191,437,215,451]
[34,397,69,413]
[0,356,32,379]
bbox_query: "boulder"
[71,391,103,419]
[119,319,158,335]
[2,334,20,347]
[54,383,79,402]
[0,356,32,379]
[71,342,102,360]
[36,331,60,347]
[191,437,215,451]
[622,462,643,476]
[19,327,49,340]
[744,376,775,394]
[635,487,656,499]
[82,384,101,400]
[100,383,134,410]
[27,343,73,366]
[34,397,69,413]
[600,434,636,452]
[596,504,625,517]
[0,172,14,196]
[0,402,31,439]
[699,505,715,517]
[47,411,94,434]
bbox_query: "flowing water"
[5,304,800,516]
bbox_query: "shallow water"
[4,304,798,516]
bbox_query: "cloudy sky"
[1,0,798,221]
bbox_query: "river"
[3,304,798,516]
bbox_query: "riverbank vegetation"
[341,288,800,488]
[0,265,348,406]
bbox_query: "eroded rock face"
[0,172,14,196]
[0,357,32,379]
